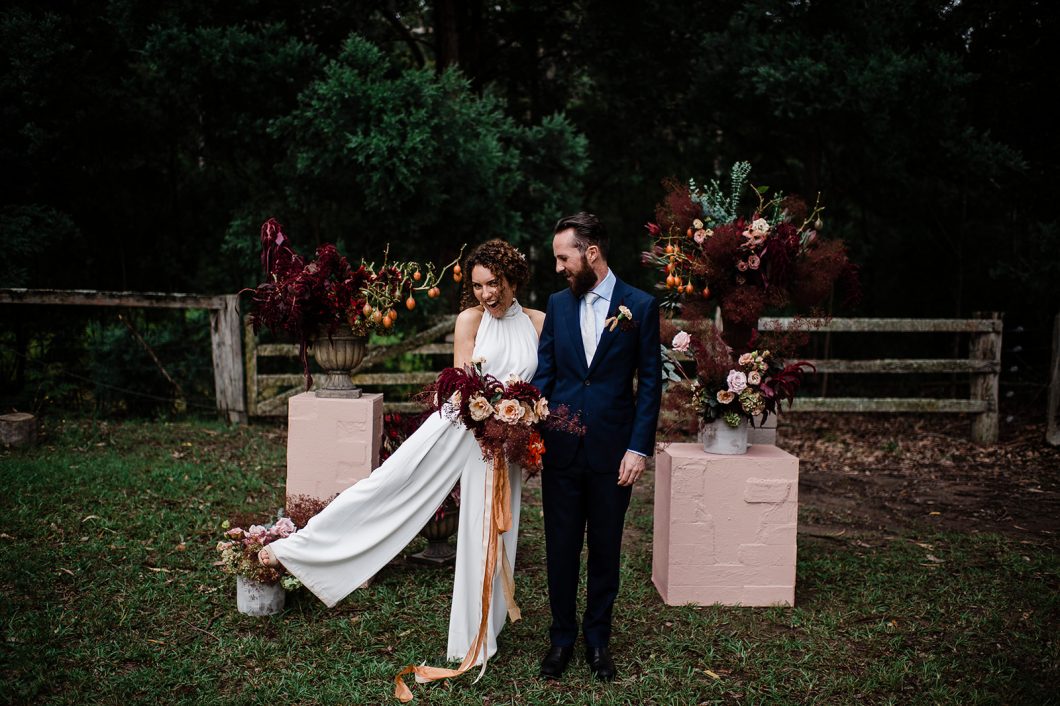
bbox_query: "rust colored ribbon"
[394,455,520,702]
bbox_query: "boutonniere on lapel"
[604,304,637,332]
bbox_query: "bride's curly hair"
[460,239,531,309]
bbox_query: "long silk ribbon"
[394,455,520,702]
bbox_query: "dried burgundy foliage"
[286,493,338,529]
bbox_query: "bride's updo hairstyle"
[460,239,530,309]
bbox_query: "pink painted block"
[653,443,799,607]
[286,392,384,503]
[741,585,795,606]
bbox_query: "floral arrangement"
[422,359,581,475]
[644,162,858,337]
[662,322,814,428]
[215,516,301,588]
[248,218,462,388]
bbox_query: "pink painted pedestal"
[285,392,384,503]
[653,443,799,607]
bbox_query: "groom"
[532,212,661,681]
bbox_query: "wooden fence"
[244,315,457,417]
[757,315,1003,443]
[0,288,246,423]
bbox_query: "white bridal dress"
[268,301,537,664]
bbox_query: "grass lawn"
[1,418,1056,705]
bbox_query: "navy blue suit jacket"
[532,277,662,473]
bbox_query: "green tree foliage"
[269,35,586,268]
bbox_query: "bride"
[260,239,544,675]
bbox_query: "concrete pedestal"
[285,392,384,503]
[652,443,799,607]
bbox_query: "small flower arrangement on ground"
[215,516,301,589]
[662,321,814,429]
[643,162,859,338]
[422,359,581,475]
[248,218,462,388]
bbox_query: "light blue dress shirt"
[585,268,616,347]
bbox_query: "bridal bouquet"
[643,162,858,335]
[423,359,581,475]
[214,517,301,588]
[662,323,814,428]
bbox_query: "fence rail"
[244,315,456,417]
[0,288,246,423]
[756,314,1003,443]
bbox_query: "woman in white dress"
[260,239,544,672]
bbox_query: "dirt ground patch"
[779,411,1060,546]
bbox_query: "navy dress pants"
[541,445,633,648]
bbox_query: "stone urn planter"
[410,498,459,566]
[698,418,749,455]
[309,326,367,398]
[236,576,285,616]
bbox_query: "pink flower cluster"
[215,517,298,584]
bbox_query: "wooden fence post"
[210,295,247,424]
[244,315,259,418]
[970,312,1002,444]
[1048,312,1060,446]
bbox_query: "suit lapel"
[564,290,589,372]
[587,279,626,375]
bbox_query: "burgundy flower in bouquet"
[248,218,460,389]
[644,162,859,350]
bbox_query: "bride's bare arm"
[452,307,484,367]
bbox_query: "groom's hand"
[617,451,646,486]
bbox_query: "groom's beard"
[565,255,598,298]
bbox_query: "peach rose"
[716,390,735,404]
[469,395,495,421]
[520,401,538,425]
[534,397,550,420]
[494,399,526,424]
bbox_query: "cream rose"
[534,397,550,420]
[727,370,747,393]
[751,218,770,235]
[468,395,495,421]
[716,389,735,404]
[520,401,538,425]
[494,399,526,424]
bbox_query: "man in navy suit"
[532,212,662,681]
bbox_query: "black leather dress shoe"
[539,644,574,679]
[586,646,617,681]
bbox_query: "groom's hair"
[554,212,609,258]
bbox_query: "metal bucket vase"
[699,418,749,455]
[310,327,367,398]
[236,576,285,616]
